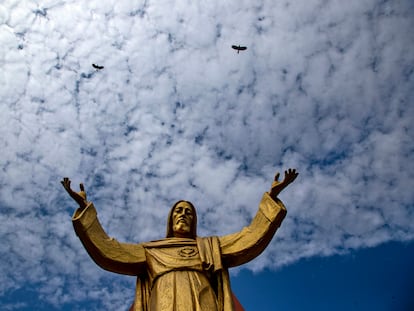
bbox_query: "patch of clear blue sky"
[231,241,414,311]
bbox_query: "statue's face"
[172,202,194,238]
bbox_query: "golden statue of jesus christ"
[61,169,298,311]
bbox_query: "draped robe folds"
[72,192,287,311]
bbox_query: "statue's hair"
[166,200,197,239]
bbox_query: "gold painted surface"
[145,239,218,311]
[63,169,298,311]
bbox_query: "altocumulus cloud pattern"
[0,0,413,310]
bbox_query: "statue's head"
[166,200,197,239]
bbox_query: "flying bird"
[231,45,247,53]
[92,64,104,70]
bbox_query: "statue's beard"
[173,222,191,236]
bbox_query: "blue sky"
[232,241,414,311]
[1,0,413,310]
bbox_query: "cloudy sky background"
[1,0,413,310]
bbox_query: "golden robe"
[72,192,286,311]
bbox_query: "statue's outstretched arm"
[219,169,298,268]
[62,178,146,276]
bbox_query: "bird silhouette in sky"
[92,64,104,70]
[231,45,247,54]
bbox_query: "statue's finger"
[274,172,280,181]
[61,178,71,191]
[80,183,85,192]
[289,171,298,182]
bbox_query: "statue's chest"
[145,245,203,277]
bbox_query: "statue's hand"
[269,168,298,200]
[61,177,88,209]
